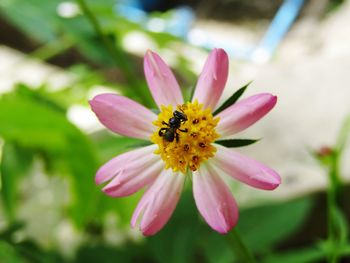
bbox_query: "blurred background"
[0,0,350,262]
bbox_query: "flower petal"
[102,160,163,197]
[144,50,184,108]
[212,144,281,190]
[89,93,157,139]
[193,163,238,234]
[192,48,229,110]
[95,144,158,185]
[131,170,184,236]
[216,93,277,138]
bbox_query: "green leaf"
[237,197,314,253]
[199,198,313,263]
[0,241,25,263]
[0,222,25,240]
[188,82,196,102]
[0,85,100,227]
[0,0,110,64]
[0,0,60,42]
[265,242,350,263]
[336,114,350,154]
[262,246,326,263]
[213,81,252,115]
[215,139,260,148]
[0,223,65,263]
[0,144,33,220]
[200,232,235,263]
[75,242,151,263]
[319,240,350,260]
[331,206,348,244]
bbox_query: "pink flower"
[90,48,281,236]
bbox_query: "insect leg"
[159,128,168,136]
[175,132,180,142]
[178,128,188,133]
[162,121,169,126]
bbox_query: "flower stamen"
[151,100,220,174]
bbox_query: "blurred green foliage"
[0,0,197,106]
[0,84,99,226]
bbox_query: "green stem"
[227,228,256,263]
[327,189,338,263]
[29,37,75,61]
[75,0,150,105]
[317,115,349,263]
[6,37,75,73]
[326,151,342,263]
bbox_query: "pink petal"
[216,93,277,138]
[193,163,238,234]
[192,48,229,110]
[144,50,184,108]
[95,144,158,185]
[89,93,157,139]
[212,144,281,190]
[131,170,184,236]
[102,160,163,197]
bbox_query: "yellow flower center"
[150,100,220,174]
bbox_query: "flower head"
[90,48,281,236]
[151,101,220,173]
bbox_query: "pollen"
[150,100,220,174]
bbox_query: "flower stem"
[326,156,340,263]
[29,37,75,61]
[75,0,151,106]
[227,228,256,263]
[325,116,350,263]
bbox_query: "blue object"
[114,0,305,63]
[115,0,147,24]
[252,0,305,62]
[115,0,194,38]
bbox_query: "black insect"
[159,110,188,142]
